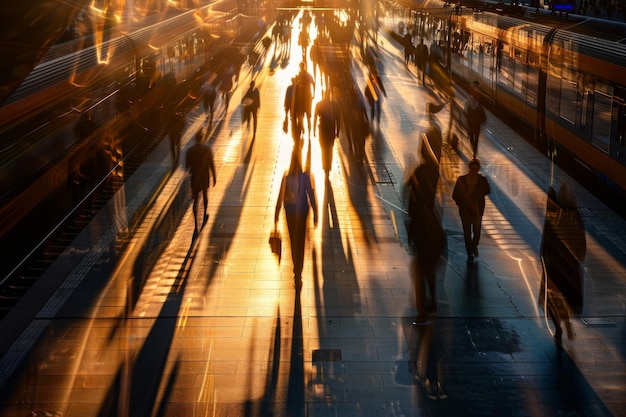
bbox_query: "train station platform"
[0,12,625,417]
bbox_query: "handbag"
[269,228,282,263]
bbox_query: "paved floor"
[1,11,625,417]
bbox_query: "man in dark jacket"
[185,130,217,237]
[452,158,490,264]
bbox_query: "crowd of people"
[176,10,586,392]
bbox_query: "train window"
[497,42,513,90]
[525,53,540,105]
[579,74,589,128]
[513,49,525,95]
[591,80,613,153]
[558,66,577,125]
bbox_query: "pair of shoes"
[466,255,474,264]
[424,379,437,400]
[433,381,447,399]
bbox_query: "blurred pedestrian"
[415,39,429,85]
[284,77,299,140]
[452,158,490,265]
[169,109,185,165]
[313,89,341,179]
[407,151,444,323]
[274,150,318,286]
[242,80,261,140]
[464,85,486,157]
[202,78,217,126]
[540,181,586,345]
[295,61,315,135]
[185,130,217,238]
[403,33,415,65]
[364,70,386,124]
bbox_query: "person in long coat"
[540,181,586,344]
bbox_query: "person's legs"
[192,193,199,236]
[470,216,483,257]
[469,131,479,157]
[201,188,209,226]
[286,210,305,279]
[460,216,473,260]
[412,257,427,320]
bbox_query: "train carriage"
[0,1,263,247]
[389,0,626,195]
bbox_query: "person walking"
[274,150,318,286]
[464,87,486,157]
[168,109,185,165]
[242,80,260,140]
[452,158,490,264]
[313,90,341,179]
[295,61,315,136]
[406,154,444,323]
[284,77,301,141]
[185,130,217,238]
[364,70,386,125]
[540,181,586,345]
[202,79,217,126]
[415,39,429,85]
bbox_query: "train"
[387,0,626,202]
[0,1,266,278]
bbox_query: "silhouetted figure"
[202,79,217,126]
[284,77,300,141]
[219,67,234,110]
[168,110,185,165]
[364,71,386,124]
[452,158,490,265]
[313,90,341,178]
[242,80,261,140]
[295,62,315,135]
[274,150,318,285]
[185,130,217,238]
[464,86,486,157]
[540,181,586,345]
[403,33,415,65]
[415,39,429,85]
[407,153,444,322]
